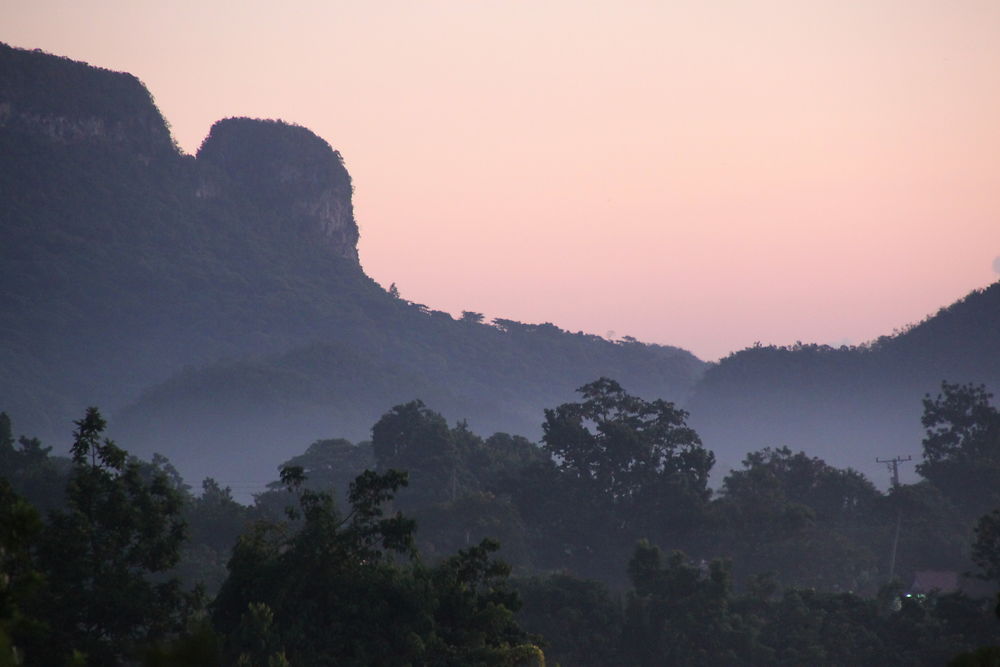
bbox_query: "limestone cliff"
[0,43,175,159]
[0,43,360,263]
[0,42,707,491]
[196,118,360,263]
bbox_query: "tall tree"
[709,447,883,591]
[271,438,374,494]
[371,401,464,507]
[0,412,65,514]
[621,542,755,666]
[917,382,1000,517]
[213,468,537,665]
[33,408,189,665]
[721,447,878,524]
[0,479,44,665]
[542,378,714,534]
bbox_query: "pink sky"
[5,1,1000,360]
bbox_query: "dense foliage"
[0,410,541,665]
[6,41,1000,666]
[918,382,1000,518]
[0,409,192,664]
[689,283,1000,481]
[3,377,1000,664]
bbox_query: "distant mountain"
[687,282,1000,485]
[0,44,705,488]
[5,43,994,494]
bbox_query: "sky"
[5,0,1000,361]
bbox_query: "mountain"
[687,282,1000,485]
[5,43,995,495]
[0,44,705,488]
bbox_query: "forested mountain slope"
[4,43,996,492]
[0,44,704,485]
[688,282,1000,484]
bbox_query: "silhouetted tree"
[212,468,537,665]
[34,408,189,665]
[542,378,714,535]
[372,401,464,508]
[917,382,1000,517]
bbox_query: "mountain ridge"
[3,42,996,492]
[0,43,704,487]
[689,281,1000,485]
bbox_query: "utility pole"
[877,455,912,583]
[877,456,911,490]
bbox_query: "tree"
[412,491,532,566]
[949,490,1000,665]
[621,542,754,666]
[0,412,66,514]
[710,447,882,591]
[0,413,11,453]
[973,510,1000,587]
[267,437,374,500]
[175,477,254,595]
[212,467,417,663]
[429,538,540,665]
[213,468,537,665]
[372,401,464,508]
[917,382,1000,517]
[920,383,1000,468]
[33,408,190,665]
[543,378,713,502]
[721,447,878,524]
[519,379,715,580]
[0,479,44,665]
[187,478,251,555]
[515,574,624,667]
[542,378,714,533]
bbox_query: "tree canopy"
[918,382,1000,517]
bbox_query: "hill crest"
[0,43,704,488]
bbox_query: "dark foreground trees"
[918,382,1000,518]
[8,377,1000,665]
[515,539,1000,667]
[0,408,191,665]
[497,378,717,580]
[0,409,541,666]
[212,467,540,666]
[541,377,714,516]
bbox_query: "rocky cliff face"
[0,43,176,159]
[0,43,368,437]
[1,42,707,491]
[196,117,360,263]
[0,43,360,263]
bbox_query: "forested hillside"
[4,41,999,495]
[0,43,703,487]
[689,283,1000,484]
[5,38,1000,667]
[4,375,1000,665]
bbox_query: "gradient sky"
[5,1,1000,360]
